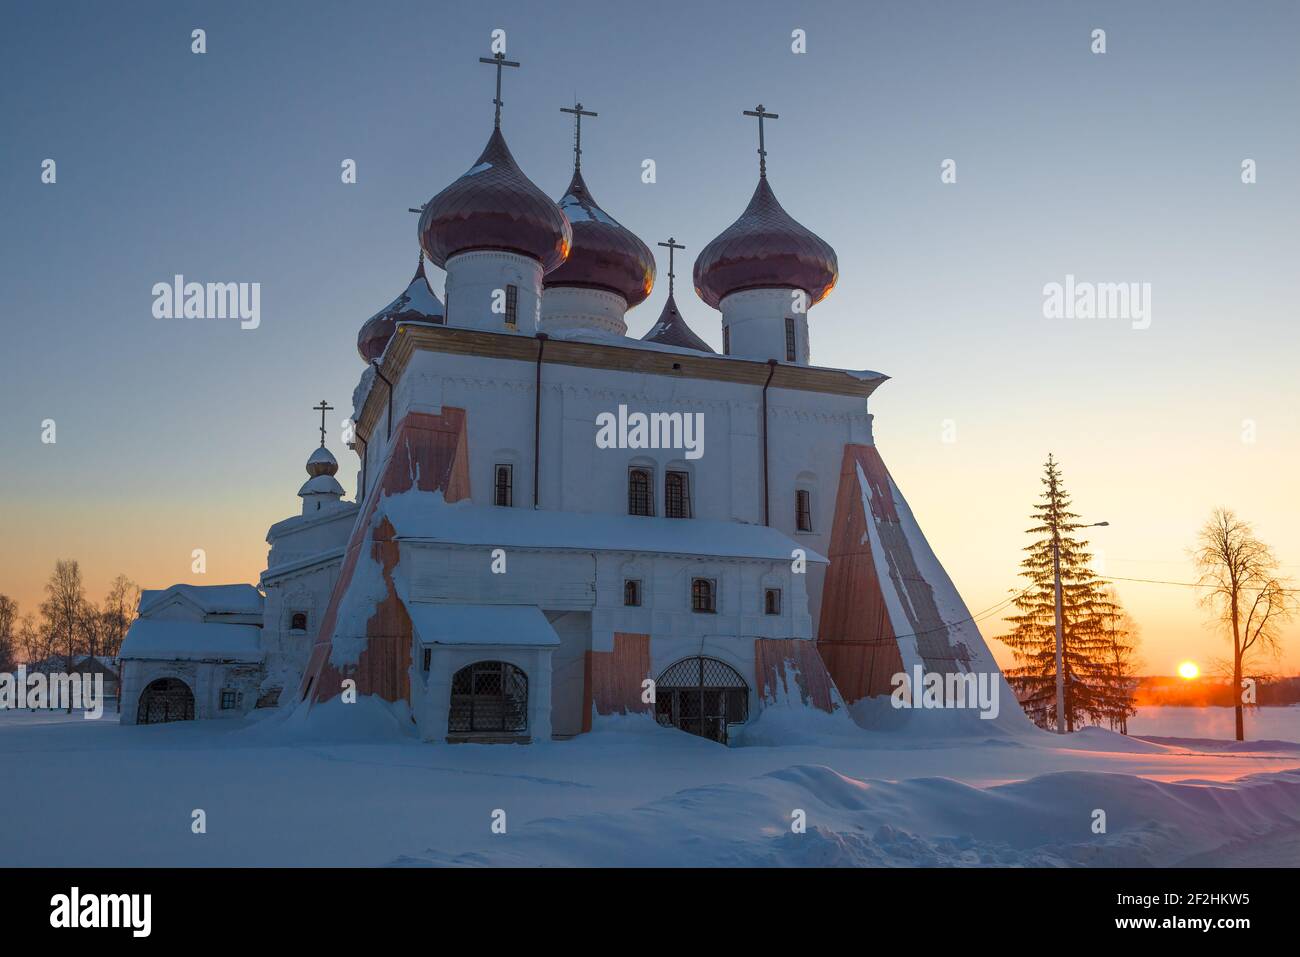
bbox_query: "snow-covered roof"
[298,474,345,497]
[407,603,560,646]
[120,619,262,662]
[385,493,827,564]
[138,583,265,616]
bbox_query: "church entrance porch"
[654,657,749,744]
[448,660,529,742]
[136,677,195,725]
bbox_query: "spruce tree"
[998,455,1138,731]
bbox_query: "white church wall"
[360,342,873,639]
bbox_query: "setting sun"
[1178,661,1200,680]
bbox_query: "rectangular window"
[785,317,797,362]
[220,689,237,710]
[691,578,716,614]
[723,326,730,355]
[422,647,432,672]
[494,464,513,507]
[765,588,782,615]
[665,470,691,519]
[628,467,654,516]
[796,489,813,532]
[505,284,519,326]
[624,579,642,607]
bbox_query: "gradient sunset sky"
[2,0,1298,674]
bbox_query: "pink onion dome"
[356,256,444,363]
[545,169,655,306]
[640,293,714,353]
[692,176,838,310]
[418,127,572,273]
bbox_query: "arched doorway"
[654,657,749,743]
[449,661,528,735]
[137,677,195,725]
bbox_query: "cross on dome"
[742,104,779,178]
[560,101,598,172]
[479,51,521,129]
[312,400,334,449]
[657,236,685,296]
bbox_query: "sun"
[1178,661,1200,680]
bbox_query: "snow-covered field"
[2,705,1298,867]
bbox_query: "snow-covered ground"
[1,705,1298,867]
[1126,704,1300,743]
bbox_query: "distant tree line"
[0,560,139,673]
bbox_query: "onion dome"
[692,176,838,309]
[545,169,655,306]
[299,446,344,499]
[641,293,715,353]
[356,256,444,363]
[418,128,572,273]
[305,446,338,477]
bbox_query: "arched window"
[449,661,528,734]
[764,588,781,615]
[624,579,642,607]
[628,467,654,516]
[494,463,513,506]
[691,577,716,614]
[665,470,691,518]
[290,611,308,632]
[796,488,813,532]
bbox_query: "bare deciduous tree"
[1194,508,1294,741]
[40,559,85,713]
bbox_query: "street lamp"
[1054,520,1109,733]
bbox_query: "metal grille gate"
[449,661,528,734]
[137,677,195,725]
[654,657,749,743]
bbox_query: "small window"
[290,612,308,632]
[665,470,691,519]
[628,467,654,516]
[624,579,642,607]
[494,464,513,507]
[723,326,730,355]
[422,647,432,672]
[505,284,519,326]
[765,588,782,615]
[691,578,716,614]
[220,689,238,710]
[796,489,813,532]
[785,317,797,362]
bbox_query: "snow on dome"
[693,176,838,310]
[640,293,714,353]
[306,445,339,477]
[299,473,345,498]
[357,257,445,363]
[418,127,572,273]
[545,169,655,306]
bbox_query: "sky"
[2,0,1298,675]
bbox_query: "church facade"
[121,60,1019,743]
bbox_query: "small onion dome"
[305,445,338,478]
[356,257,444,363]
[545,169,655,306]
[640,293,715,353]
[692,177,838,310]
[418,127,572,273]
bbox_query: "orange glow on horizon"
[1178,661,1200,680]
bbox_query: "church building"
[121,56,1017,743]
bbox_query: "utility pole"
[1053,518,1108,733]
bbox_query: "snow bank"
[251,695,418,744]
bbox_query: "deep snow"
[1,706,1297,867]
